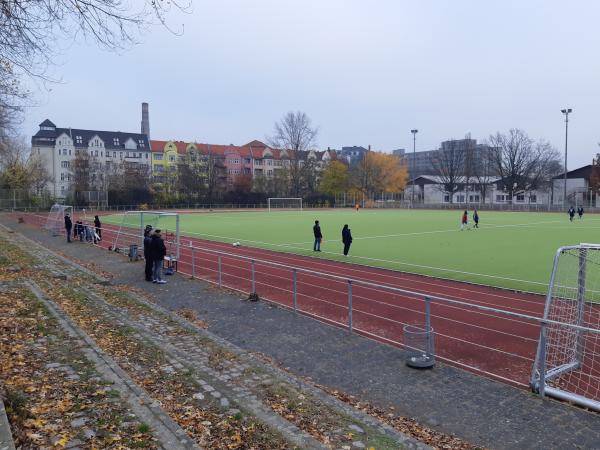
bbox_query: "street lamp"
[561,108,572,207]
[411,129,418,204]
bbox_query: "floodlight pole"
[411,129,418,204]
[561,108,572,208]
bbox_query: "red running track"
[19,211,549,389]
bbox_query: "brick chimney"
[141,102,150,140]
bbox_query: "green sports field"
[102,209,600,294]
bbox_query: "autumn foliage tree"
[351,151,408,195]
[319,160,349,195]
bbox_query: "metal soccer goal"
[531,244,600,412]
[111,211,180,261]
[45,203,73,236]
[267,197,303,212]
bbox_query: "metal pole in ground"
[218,255,222,288]
[425,296,432,354]
[190,241,195,279]
[251,260,256,293]
[348,280,353,333]
[293,268,297,312]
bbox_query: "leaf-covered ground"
[0,227,486,450]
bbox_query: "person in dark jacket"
[94,215,102,241]
[473,209,479,228]
[313,220,323,252]
[568,206,575,222]
[150,229,167,284]
[76,221,84,241]
[578,206,584,219]
[143,225,153,281]
[64,214,72,243]
[342,224,352,256]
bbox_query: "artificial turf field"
[102,209,600,294]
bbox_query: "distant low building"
[408,175,551,205]
[551,165,595,206]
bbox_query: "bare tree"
[488,129,561,203]
[268,111,318,196]
[205,150,226,201]
[430,139,465,203]
[471,146,496,204]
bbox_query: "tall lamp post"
[561,108,572,207]
[411,129,418,204]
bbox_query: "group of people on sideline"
[64,214,102,243]
[144,225,168,284]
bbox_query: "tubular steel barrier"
[12,212,600,410]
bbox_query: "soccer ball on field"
[232,242,241,247]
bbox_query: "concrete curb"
[0,398,16,450]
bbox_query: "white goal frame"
[112,211,180,260]
[267,198,303,212]
[45,203,73,236]
[531,243,600,412]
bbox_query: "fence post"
[190,241,195,279]
[251,260,256,293]
[293,268,297,313]
[218,255,222,288]
[425,295,432,354]
[348,279,353,333]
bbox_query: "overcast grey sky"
[23,0,600,167]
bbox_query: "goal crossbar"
[267,198,303,212]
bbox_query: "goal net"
[45,203,73,236]
[111,211,180,261]
[531,244,600,412]
[267,198,303,211]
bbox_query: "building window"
[113,138,120,146]
[120,152,123,159]
[154,154,163,160]
[76,136,82,144]
[145,153,148,159]
[255,160,263,165]
[94,150,99,157]
[60,173,65,181]
[530,195,537,203]
[169,156,176,162]
[61,161,70,168]
[138,140,145,148]
[443,195,450,203]
[267,160,272,166]
[516,194,525,202]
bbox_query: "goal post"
[45,203,73,236]
[531,243,600,412]
[267,198,303,212]
[111,211,180,260]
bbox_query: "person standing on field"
[473,209,479,229]
[460,210,468,230]
[64,214,72,243]
[313,220,323,252]
[578,206,584,219]
[150,229,167,284]
[342,224,353,256]
[568,206,575,222]
[143,225,153,282]
[94,215,102,241]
